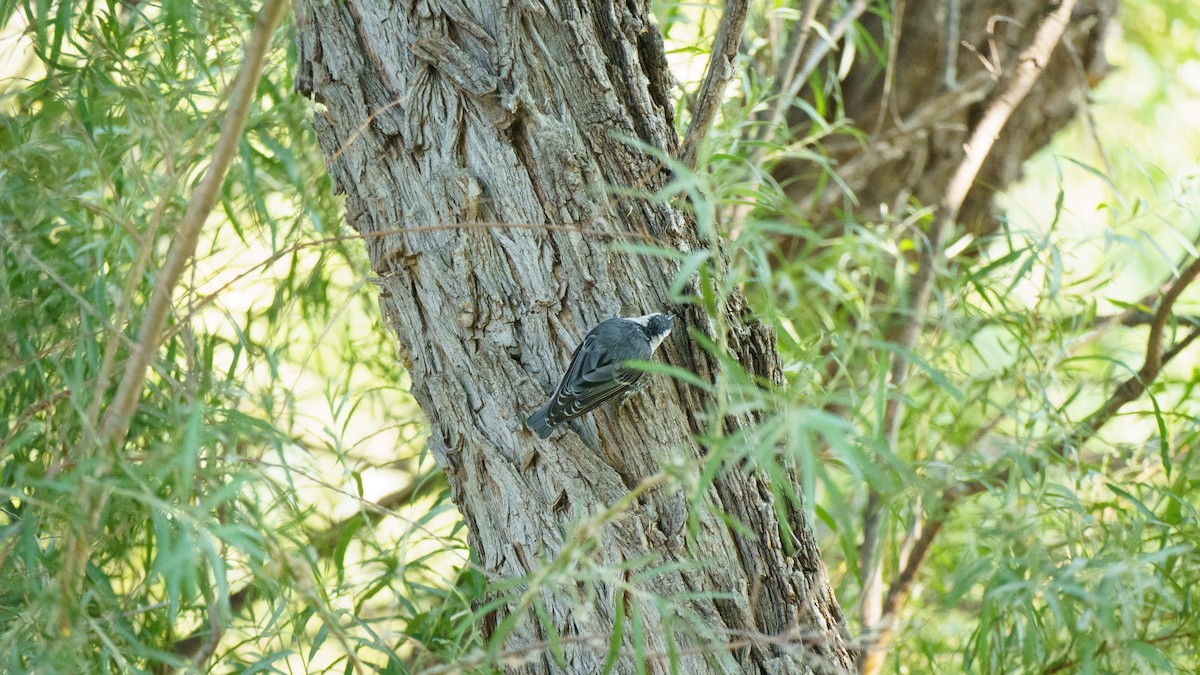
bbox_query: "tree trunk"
[294,1,853,673]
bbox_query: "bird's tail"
[526,405,553,439]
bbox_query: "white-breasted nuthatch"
[527,313,674,439]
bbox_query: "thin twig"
[768,0,869,133]
[309,467,449,555]
[1041,630,1199,674]
[884,250,1200,620]
[871,0,906,136]
[679,0,752,170]
[942,0,960,89]
[252,458,470,562]
[87,144,190,429]
[163,221,655,342]
[0,231,137,352]
[1077,245,1200,433]
[1,389,70,449]
[857,1,1080,671]
[729,0,866,231]
[766,0,825,135]
[1060,20,1112,176]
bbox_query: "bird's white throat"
[649,330,670,353]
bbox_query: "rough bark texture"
[293,1,852,673]
[779,0,1116,250]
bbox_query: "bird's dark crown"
[629,312,673,339]
[645,313,673,338]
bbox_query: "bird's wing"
[547,332,645,423]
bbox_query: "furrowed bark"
[293,2,852,673]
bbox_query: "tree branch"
[168,469,450,664]
[309,467,449,555]
[680,0,751,170]
[768,0,869,133]
[81,3,289,667]
[767,0,826,131]
[1084,252,1200,431]
[97,0,289,448]
[858,1,1080,671]
[161,584,256,671]
[1041,630,1199,674]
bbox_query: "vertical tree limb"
[64,0,290,655]
[680,0,751,170]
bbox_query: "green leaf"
[603,589,627,675]
[625,359,712,392]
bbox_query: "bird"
[527,313,674,439]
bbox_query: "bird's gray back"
[590,318,653,361]
[544,319,651,423]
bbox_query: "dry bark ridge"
[294,1,851,673]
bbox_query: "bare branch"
[680,0,751,170]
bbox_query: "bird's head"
[631,312,674,352]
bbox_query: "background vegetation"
[2,0,1198,672]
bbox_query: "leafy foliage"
[2,0,1200,673]
[1,2,465,672]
